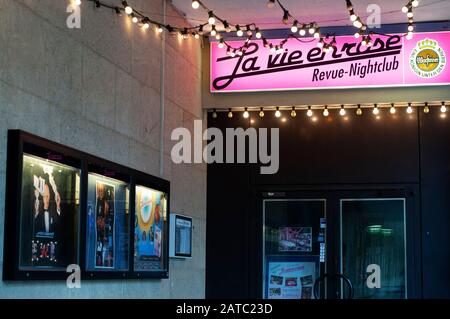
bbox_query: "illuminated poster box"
[3,130,170,280]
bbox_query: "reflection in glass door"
[263,199,326,299]
[340,199,407,299]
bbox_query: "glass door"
[262,199,327,299]
[339,198,407,299]
[259,190,414,299]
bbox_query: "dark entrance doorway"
[252,188,420,299]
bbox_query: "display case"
[169,214,193,258]
[3,130,170,280]
[85,169,131,273]
[133,181,169,277]
[19,153,81,272]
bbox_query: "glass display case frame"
[3,130,170,280]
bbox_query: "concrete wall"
[0,0,206,298]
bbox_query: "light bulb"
[350,13,357,22]
[255,29,262,39]
[143,21,150,29]
[314,30,320,39]
[210,27,217,37]
[408,25,414,32]
[309,26,316,35]
[208,11,215,25]
[259,108,265,117]
[125,6,133,15]
[323,107,329,117]
[132,16,138,23]
[441,103,447,113]
[267,0,275,9]
[412,0,419,8]
[212,109,218,119]
[373,106,379,115]
[157,26,163,33]
[215,33,221,40]
[282,11,289,24]
[424,106,430,113]
[227,109,233,118]
[275,108,281,118]
[406,32,413,40]
[390,106,396,114]
[356,106,363,116]
[218,41,224,49]
[354,31,361,39]
[291,108,297,118]
[291,21,298,33]
[402,6,409,13]
[299,28,306,36]
[353,19,362,29]
[407,106,413,114]
[307,108,313,117]
[243,108,249,119]
[361,37,368,46]
[317,39,324,48]
[407,10,413,18]
[192,0,200,9]
[340,106,346,116]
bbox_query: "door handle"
[313,273,331,299]
[334,273,354,299]
[313,273,354,299]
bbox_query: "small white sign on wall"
[169,214,193,258]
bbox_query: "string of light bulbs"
[190,0,328,55]
[346,0,420,47]
[402,0,420,40]
[71,0,329,56]
[209,102,449,119]
[71,0,421,57]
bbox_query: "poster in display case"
[85,172,130,272]
[20,154,80,270]
[134,185,168,274]
[3,130,170,280]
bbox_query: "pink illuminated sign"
[210,31,450,92]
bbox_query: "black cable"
[84,0,422,53]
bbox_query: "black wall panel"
[206,115,251,298]
[250,110,420,185]
[420,111,450,298]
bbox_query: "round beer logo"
[410,38,446,78]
